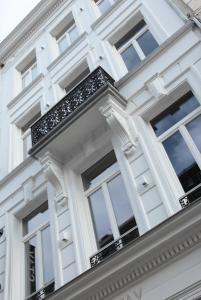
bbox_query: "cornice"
[0,0,72,63]
[47,200,201,300]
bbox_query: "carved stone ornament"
[145,74,167,100]
[39,152,68,208]
[100,100,138,159]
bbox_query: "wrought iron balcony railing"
[90,227,139,267]
[30,67,115,147]
[179,183,201,208]
[26,281,55,300]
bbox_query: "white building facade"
[0,0,201,299]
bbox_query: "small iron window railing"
[90,226,139,267]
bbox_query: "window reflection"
[25,236,39,295]
[186,114,201,153]
[23,203,54,297]
[84,151,137,250]
[121,45,141,71]
[108,174,136,235]
[151,92,200,136]
[163,131,201,191]
[24,203,49,234]
[89,188,114,249]
[137,30,158,57]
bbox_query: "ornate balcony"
[29,67,115,156]
[179,183,201,208]
[90,227,139,267]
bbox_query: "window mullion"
[102,182,119,239]
[133,40,145,60]
[180,125,201,169]
[36,230,44,289]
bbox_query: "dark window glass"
[137,30,158,57]
[186,114,201,153]
[25,236,39,295]
[42,227,54,284]
[121,45,141,71]
[107,174,136,235]
[163,131,201,191]
[82,151,117,190]
[115,20,146,49]
[24,203,49,235]
[89,188,114,249]
[151,92,200,136]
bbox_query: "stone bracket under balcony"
[29,67,127,160]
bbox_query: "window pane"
[107,174,136,235]
[24,203,49,234]
[137,30,158,57]
[82,151,117,190]
[41,226,54,284]
[69,26,79,43]
[31,64,38,81]
[186,114,201,153]
[97,0,111,14]
[25,236,40,295]
[58,36,69,53]
[121,45,141,71]
[163,131,201,191]
[151,92,200,136]
[89,188,114,249]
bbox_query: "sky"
[0,0,41,42]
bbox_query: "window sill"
[47,33,87,72]
[7,73,44,110]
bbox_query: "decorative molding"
[22,177,34,203]
[0,0,72,63]
[39,152,68,209]
[145,74,167,100]
[86,231,201,300]
[100,100,138,159]
[47,201,201,300]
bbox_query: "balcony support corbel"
[40,152,68,209]
[100,99,137,159]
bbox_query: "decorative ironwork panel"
[90,227,139,267]
[179,183,201,208]
[26,281,55,300]
[31,67,115,146]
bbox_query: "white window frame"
[57,23,79,54]
[118,24,150,64]
[84,159,137,250]
[22,209,54,298]
[21,128,32,160]
[21,61,38,89]
[149,96,201,193]
[95,0,115,14]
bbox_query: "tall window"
[23,203,54,299]
[115,20,158,71]
[82,151,138,250]
[21,60,38,89]
[151,92,201,194]
[94,0,115,15]
[56,21,79,54]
